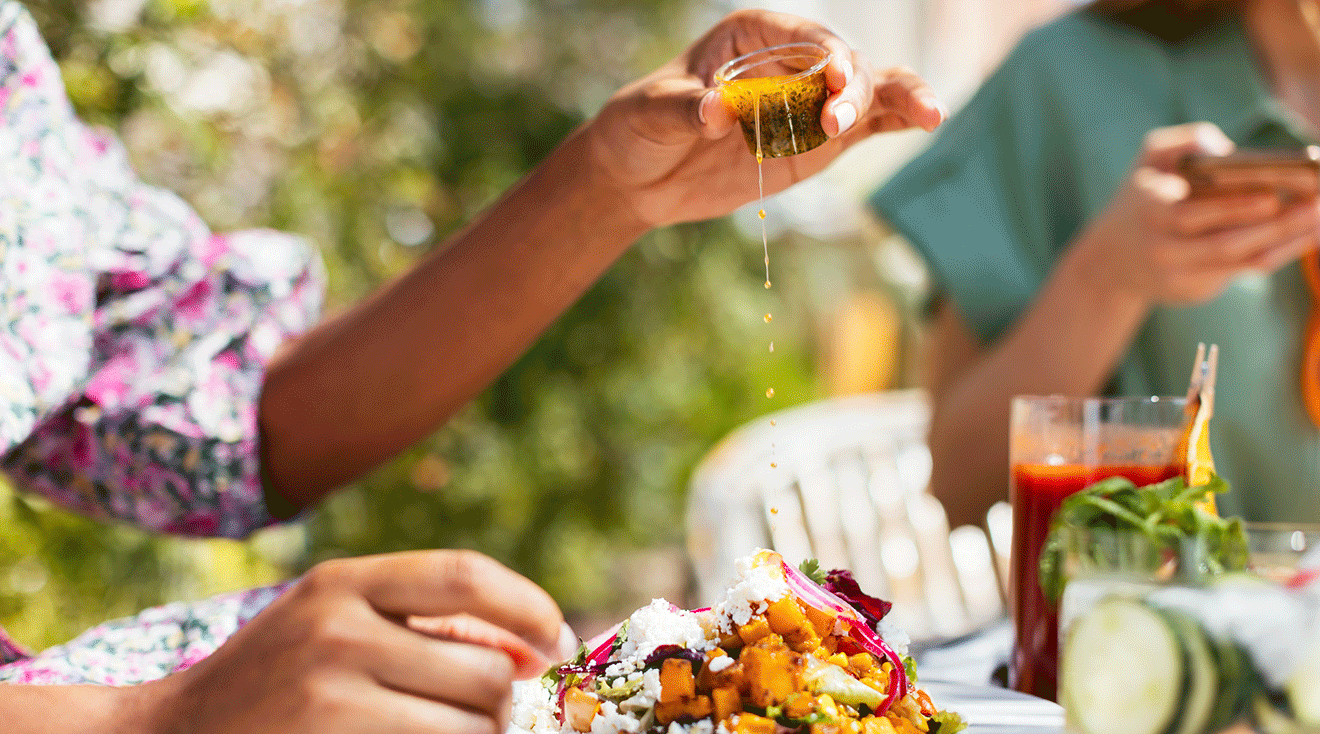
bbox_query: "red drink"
[1010,462,1182,700]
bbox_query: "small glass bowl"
[714,42,831,159]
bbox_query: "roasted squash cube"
[720,629,745,651]
[712,686,743,722]
[698,650,741,691]
[765,597,809,636]
[655,695,713,725]
[887,714,924,734]
[740,646,800,707]
[862,717,898,734]
[803,604,838,638]
[782,691,815,719]
[706,660,746,692]
[659,658,696,704]
[849,653,877,676]
[563,687,600,733]
[784,619,821,652]
[730,712,777,734]
[737,616,773,646]
[688,695,713,720]
[820,635,839,655]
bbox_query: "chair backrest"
[686,390,1003,643]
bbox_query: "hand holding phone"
[1179,146,1320,200]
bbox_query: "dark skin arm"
[257,9,946,510]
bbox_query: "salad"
[509,550,965,734]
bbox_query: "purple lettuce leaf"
[823,569,892,627]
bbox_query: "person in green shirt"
[871,0,1320,529]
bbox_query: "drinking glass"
[1246,522,1320,583]
[1009,395,1187,700]
[714,42,831,158]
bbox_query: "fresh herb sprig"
[1038,473,1248,603]
[799,558,827,585]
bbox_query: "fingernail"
[920,93,947,119]
[557,621,579,661]
[833,101,857,136]
[698,90,715,125]
[841,57,854,85]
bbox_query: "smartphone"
[1179,146,1320,199]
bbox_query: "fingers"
[825,62,943,138]
[360,622,516,718]
[1164,191,1283,235]
[1250,227,1319,271]
[1141,121,1234,172]
[625,75,737,142]
[1167,201,1320,268]
[308,550,564,661]
[1198,200,1320,265]
[407,613,552,680]
[346,683,505,734]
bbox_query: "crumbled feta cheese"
[687,721,715,734]
[591,700,641,734]
[714,551,790,629]
[509,678,562,734]
[618,599,714,660]
[876,617,911,658]
[641,668,663,703]
[707,655,734,673]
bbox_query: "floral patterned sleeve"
[0,2,324,538]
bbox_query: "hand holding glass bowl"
[582,10,945,228]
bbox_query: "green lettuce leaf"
[930,709,969,734]
[1037,473,1246,604]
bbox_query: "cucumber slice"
[1286,642,1320,729]
[1160,610,1217,734]
[1061,597,1185,734]
[1208,636,1254,732]
[1254,692,1303,734]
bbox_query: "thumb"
[1141,121,1235,173]
[628,77,737,142]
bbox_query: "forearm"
[927,235,1152,529]
[259,125,650,507]
[0,682,161,734]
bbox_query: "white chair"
[686,390,1005,644]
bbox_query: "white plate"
[922,680,1066,734]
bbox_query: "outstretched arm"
[258,9,945,510]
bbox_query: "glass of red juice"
[1009,395,1186,701]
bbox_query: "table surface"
[921,680,1065,734]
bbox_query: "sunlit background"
[3,0,1068,647]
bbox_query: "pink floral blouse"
[0,1,323,684]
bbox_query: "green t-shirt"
[870,9,1320,522]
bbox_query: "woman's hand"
[1076,122,1320,305]
[144,550,567,734]
[584,8,946,228]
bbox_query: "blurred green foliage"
[0,0,895,648]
